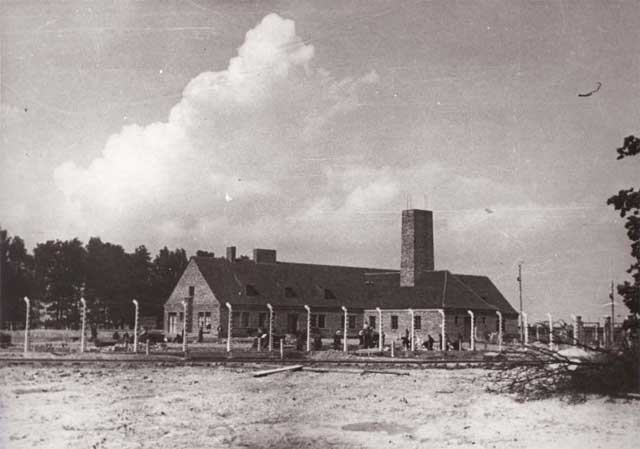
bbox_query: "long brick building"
[164,209,519,345]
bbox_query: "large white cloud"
[53,13,563,269]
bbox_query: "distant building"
[164,209,519,344]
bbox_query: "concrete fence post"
[467,310,475,351]
[496,311,502,352]
[80,297,87,353]
[570,314,578,346]
[536,324,540,342]
[521,312,528,346]
[267,303,273,352]
[408,308,415,352]
[375,307,382,352]
[341,306,348,353]
[547,313,553,350]
[23,296,30,354]
[225,302,232,353]
[391,339,395,358]
[132,299,139,353]
[438,309,446,351]
[181,300,188,353]
[304,305,311,352]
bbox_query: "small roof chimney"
[253,248,277,264]
[226,246,236,262]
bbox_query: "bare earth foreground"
[1,365,638,449]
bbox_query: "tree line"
[0,230,211,329]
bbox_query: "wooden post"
[23,296,30,354]
[547,313,553,350]
[279,337,284,360]
[267,303,273,352]
[145,339,150,355]
[408,308,415,352]
[132,299,139,353]
[438,309,446,351]
[304,305,311,352]
[376,307,382,351]
[536,324,540,342]
[225,302,232,353]
[467,310,475,351]
[80,297,87,353]
[391,339,395,358]
[341,306,348,353]
[496,311,502,351]
[521,312,528,346]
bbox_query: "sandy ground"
[0,364,638,449]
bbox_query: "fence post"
[570,314,578,345]
[376,307,382,351]
[467,310,475,351]
[536,324,540,342]
[521,312,528,346]
[304,305,311,352]
[23,297,30,354]
[80,297,87,353]
[547,313,553,350]
[267,303,273,352]
[181,300,188,354]
[408,308,415,351]
[496,311,502,351]
[438,309,446,351]
[132,299,139,353]
[225,302,232,353]
[341,306,348,353]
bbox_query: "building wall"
[164,260,221,338]
[364,309,443,344]
[218,307,364,338]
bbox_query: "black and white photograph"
[1,1,639,448]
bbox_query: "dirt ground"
[0,364,638,449]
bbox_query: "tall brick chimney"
[400,209,434,287]
[226,246,236,262]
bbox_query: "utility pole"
[517,263,523,342]
[0,229,5,330]
[610,280,615,345]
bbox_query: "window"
[391,315,398,330]
[258,313,267,328]
[482,316,486,325]
[310,314,318,328]
[414,315,422,330]
[317,314,326,329]
[188,286,195,297]
[284,287,297,298]
[241,311,250,328]
[198,312,205,329]
[454,316,459,325]
[324,289,336,299]
[369,315,376,328]
[348,315,356,329]
[231,312,240,329]
[204,312,211,332]
[245,284,259,296]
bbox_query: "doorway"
[287,314,299,333]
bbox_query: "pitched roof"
[363,270,508,312]
[192,257,391,309]
[190,257,518,315]
[454,274,519,316]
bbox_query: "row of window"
[174,309,498,333]
[188,285,337,300]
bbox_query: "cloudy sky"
[1,0,638,322]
